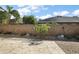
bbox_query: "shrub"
[65,35,79,40]
[23,15,36,24]
[75,35,79,40]
[35,24,50,37]
[65,35,74,39]
[0,11,9,24]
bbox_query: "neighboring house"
[9,18,23,24]
[9,19,16,24]
[9,15,23,24]
[38,16,79,24]
[9,15,16,24]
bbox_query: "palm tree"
[0,5,20,24]
[0,11,9,24]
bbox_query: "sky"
[1,5,79,19]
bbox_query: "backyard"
[0,5,79,54]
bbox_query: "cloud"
[37,14,52,19]
[53,11,69,16]
[29,5,41,10]
[72,9,79,16]
[28,5,42,13]
[17,7,31,17]
[28,5,48,12]
[17,5,25,7]
[17,6,40,17]
[17,5,48,17]
[42,7,48,10]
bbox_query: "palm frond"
[0,6,6,11]
[11,10,20,19]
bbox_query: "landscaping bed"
[55,40,79,54]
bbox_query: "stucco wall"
[0,24,34,34]
[48,24,79,35]
[0,24,79,35]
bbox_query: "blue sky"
[1,5,79,19]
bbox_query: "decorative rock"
[26,33,30,37]
[57,34,65,40]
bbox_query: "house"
[38,16,79,24]
[38,16,79,35]
[9,19,16,24]
[9,15,23,24]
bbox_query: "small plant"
[35,24,50,38]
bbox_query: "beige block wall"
[0,24,79,35]
[0,24,34,34]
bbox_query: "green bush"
[75,35,79,40]
[65,35,74,39]
[23,15,36,24]
[35,24,50,36]
[65,35,79,40]
[0,11,9,24]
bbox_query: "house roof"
[39,16,79,23]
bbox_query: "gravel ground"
[0,36,65,54]
[55,40,79,54]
